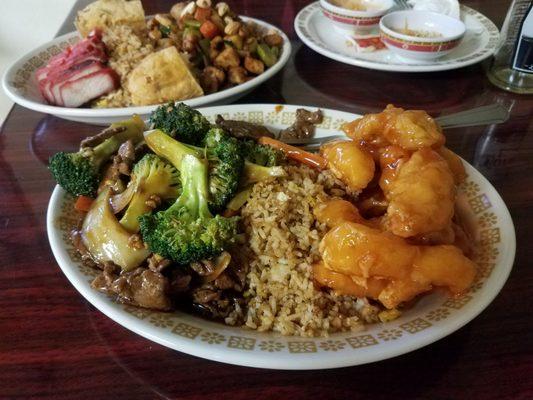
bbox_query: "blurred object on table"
[487,0,533,94]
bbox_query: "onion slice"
[202,251,232,283]
[110,182,136,214]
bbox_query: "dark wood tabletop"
[1,0,532,399]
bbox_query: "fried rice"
[93,25,154,108]
[241,164,381,337]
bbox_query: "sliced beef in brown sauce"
[92,266,171,311]
[215,115,275,139]
[279,108,323,139]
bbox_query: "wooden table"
[1,1,531,398]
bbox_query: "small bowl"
[379,10,466,61]
[320,0,394,35]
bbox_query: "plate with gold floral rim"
[295,2,499,72]
[46,104,515,370]
[2,17,290,126]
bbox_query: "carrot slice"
[194,6,211,23]
[200,20,219,39]
[74,195,94,212]
[258,136,327,170]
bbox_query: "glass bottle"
[487,0,533,94]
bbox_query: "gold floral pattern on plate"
[400,318,432,334]
[319,340,346,351]
[288,341,317,353]
[346,334,379,348]
[478,212,497,228]
[149,313,175,328]
[172,322,202,339]
[425,308,450,322]
[227,336,256,350]
[265,111,281,125]
[480,228,501,246]
[258,340,285,352]
[468,193,492,214]
[443,295,473,310]
[247,111,264,124]
[200,332,226,345]
[377,329,403,341]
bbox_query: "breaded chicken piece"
[314,199,363,229]
[320,140,376,191]
[383,148,455,238]
[317,222,476,309]
[342,104,445,150]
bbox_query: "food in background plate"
[38,0,285,108]
[394,25,443,38]
[398,29,442,38]
[49,103,477,337]
[75,0,146,36]
[328,0,387,12]
[329,0,368,11]
[126,46,203,105]
[36,30,119,107]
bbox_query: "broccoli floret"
[148,102,210,145]
[203,127,244,212]
[240,139,285,167]
[49,115,145,197]
[139,154,239,264]
[144,127,244,213]
[116,154,181,233]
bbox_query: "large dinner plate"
[46,104,515,370]
[295,2,499,72]
[2,18,291,125]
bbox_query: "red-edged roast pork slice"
[58,67,119,108]
[49,60,103,105]
[36,30,118,107]
[37,30,107,81]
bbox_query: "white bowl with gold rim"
[380,10,466,61]
[320,0,394,34]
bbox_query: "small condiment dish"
[320,0,394,35]
[379,10,466,61]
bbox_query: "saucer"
[295,2,499,72]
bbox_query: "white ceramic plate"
[295,2,499,72]
[47,104,515,370]
[2,18,291,125]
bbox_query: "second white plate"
[295,2,499,72]
[2,17,291,125]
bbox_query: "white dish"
[2,17,291,126]
[46,103,515,370]
[380,10,466,61]
[295,2,499,72]
[319,0,394,35]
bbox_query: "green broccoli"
[49,115,145,197]
[240,139,285,167]
[139,154,239,265]
[148,102,210,145]
[115,154,181,233]
[203,127,244,212]
[144,127,244,213]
